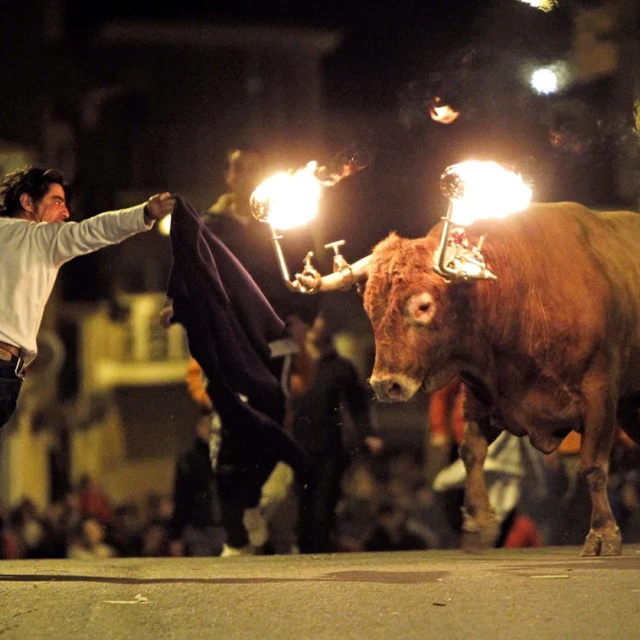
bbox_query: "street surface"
[1,545,639,639]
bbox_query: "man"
[168,411,226,557]
[202,146,319,324]
[290,314,383,553]
[0,166,175,428]
[203,147,266,227]
[178,147,318,554]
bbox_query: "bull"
[307,201,640,556]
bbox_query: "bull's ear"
[406,292,436,325]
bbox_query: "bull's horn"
[295,254,371,293]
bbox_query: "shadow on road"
[0,569,450,585]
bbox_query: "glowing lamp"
[530,68,558,95]
[517,0,557,11]
[434,161,532,281]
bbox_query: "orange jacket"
[185,357,213,411]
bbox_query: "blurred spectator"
[67,516,116,559]
[143,493,173,529]
[607,434,640,545]
[335,457,379,552]
[290,314,383,553]
[407,483,458,550]
[108,504,144,558]
[39,501,71,558]
[10,498,47,559]
[142,522,171,557]
[168,413,226,557]
[78,474,113,526]
[427,377,546,548]
[364,500,429,552]
[201,146,319,324]
[1,511,22,559]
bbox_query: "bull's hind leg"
[580,377,621,557]
[459,391,500,552]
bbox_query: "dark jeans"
[297,453,344,554]
[0,357,23,429]
[183,524,225,557]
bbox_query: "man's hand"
[145,192,176,221]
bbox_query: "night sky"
[61,1,626,238]
[67,0,499,109]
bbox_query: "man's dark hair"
[0,166,66,218]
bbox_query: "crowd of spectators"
[2,443,639,560]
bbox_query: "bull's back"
[476,203,640,387]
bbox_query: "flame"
[250,161,322,230]
[430,97,460,124]
[430,104,460,124]
[518,0,557,12]
[441,161,532,226]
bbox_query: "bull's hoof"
[460,511,500,553]
[581,527,622,557]
[461,530,493,553]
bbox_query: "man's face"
[33,183,70,223]
[225,150,264,196]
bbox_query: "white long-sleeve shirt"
[0,203,153,366]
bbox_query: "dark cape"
[167,196,307,493]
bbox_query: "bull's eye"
[406,292,436,326]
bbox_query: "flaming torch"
[250,160,360,293]
[434,160,532,281]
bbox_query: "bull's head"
[298,226,470,403]
[291,161,532,401]
[364,231,468,402]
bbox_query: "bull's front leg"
[459,391,500,552]
[579,376,621,557]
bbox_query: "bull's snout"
[370,374,421,402]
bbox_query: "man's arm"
[37,193,175,267]
[341,360,383,454]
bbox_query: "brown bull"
[316,201,640,556]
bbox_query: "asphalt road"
[1,546,639,640]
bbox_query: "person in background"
[78,474,113,527]
[427,377,545,548]
[168,412,226,557]
[201,146,320,325]
[177,146,318,555]
[0,166,174,429]
[290,314,383,553]
[364,500,430,552]
[67,516,116,559]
